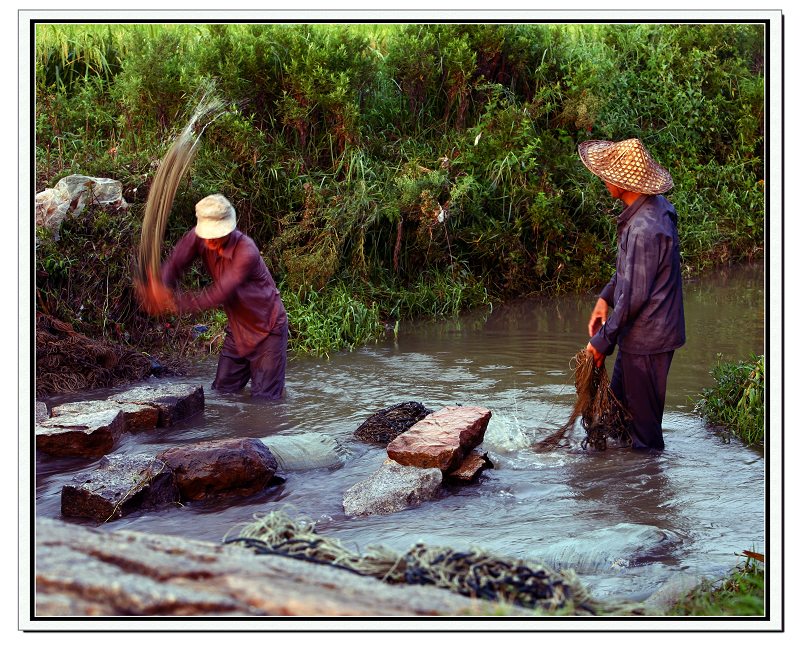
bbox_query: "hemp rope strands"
[225,510,635,615]
[135,88,226,285]
[534,348,631,451]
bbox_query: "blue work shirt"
[590,194,686,356]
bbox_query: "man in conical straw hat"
[141,194,288,399]
[579,138,685,450]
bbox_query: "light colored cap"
[194,194,237,239]
[578,138,673,195]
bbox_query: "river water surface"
[36,264,766,603]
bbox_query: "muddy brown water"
[35,264,765,603]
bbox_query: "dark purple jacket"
[161,228,287,357]
[590,194,686,356]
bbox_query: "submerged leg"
[212,331,251,393]
[613,350,674,450]
[248,322,288,400]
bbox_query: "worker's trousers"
[610,349,675,450]
[212,322,288,400]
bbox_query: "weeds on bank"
[668,554,765,616]
[694,354,765,447]
[35,23,764,358]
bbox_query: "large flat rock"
[343,459,442,517]
[157,438,278,501]
[61,453,179,522]
[36,409,125,458]
[51,399,159,433]
[35,517,520,616]
[353,401,432,444]
[387,406,492,472]
[111,382,204,427]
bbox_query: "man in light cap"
[579,138,685,450]
[143,194,288,400]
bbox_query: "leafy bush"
[35,22,765,356]
[694,354,765,447]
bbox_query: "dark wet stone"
[36,409,125,458]
[61,453,179,522]
[157,438,278,501]
[353,401,433,444]
[111,383,204,427]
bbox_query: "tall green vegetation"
[35,22,765,356]
[694,354,765,447]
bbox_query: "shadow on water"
[34,264,765,602]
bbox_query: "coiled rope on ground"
[224,510,650,616]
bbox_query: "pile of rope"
[534,349,631,451]
[35,312,151,397]
[225,510,613,615]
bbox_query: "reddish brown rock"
[447,451,494,483]
[157,438,278,502]
[61,453,179,522]
[51,399,159,433]
[387,406,492,472]
[36,409,125,458]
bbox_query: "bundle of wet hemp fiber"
[534,348,631,451]
[134,84,226,307]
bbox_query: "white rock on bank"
[343,459,442,517]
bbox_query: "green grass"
[694,354,765,447]
[280,282,384,357]
[668,556,765,616]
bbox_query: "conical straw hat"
[578,138,673,195]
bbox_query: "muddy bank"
[35,312,183,398]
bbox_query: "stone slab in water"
[35,401,49,423]
[51,399,159,433]
[111,382,204,427]
[266,432,348,471]
[35,517,515,616]
[35,409,125,458]
[447,451,494,482]
[353,401,433,444]
[343,459,442,517]
[157,437,278,502]
[387,406,492,473]
[61,453,179,522]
